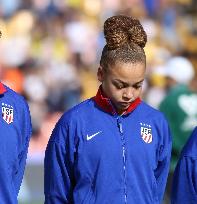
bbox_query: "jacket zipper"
[117,118,127,204]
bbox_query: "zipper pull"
[117,118,123,134]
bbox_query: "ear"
[97,66,105,82]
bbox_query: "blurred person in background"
[171,126,197,204]
[44,15,172,204]
[0,31,32,203]
[159,56,197,201]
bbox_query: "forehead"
[108,62,146,83]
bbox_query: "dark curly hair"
[100,15,147,70]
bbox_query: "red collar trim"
[0,82,7,94]
[93,87,141,115]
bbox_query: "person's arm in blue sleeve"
[155,120,172,202]
[44,119,75,204]
[171,127,197,204]
[171,156,197,204]
[13,100,32,195]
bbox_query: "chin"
[117,105,128,112]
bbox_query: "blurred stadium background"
[0,0,197,203]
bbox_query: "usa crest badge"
[140,123,152,143]
[2,103,14,124]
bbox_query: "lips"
[119,102,131,107]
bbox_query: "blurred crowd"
[0,0,197,162]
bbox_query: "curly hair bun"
[104,15,147,50]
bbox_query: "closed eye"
[113,82,127,89]
[133,83,143,89]
[116,84,124,89]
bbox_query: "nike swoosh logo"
[87,131,102,141]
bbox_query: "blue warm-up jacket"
[171,127,197,204]
[44,88,172,204]
[0,82,31,203]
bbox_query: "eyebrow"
[114,79,144,86]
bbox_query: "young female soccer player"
[44,15,172,204]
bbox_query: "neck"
[93,86,141,115]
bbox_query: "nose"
[122,87,134,101]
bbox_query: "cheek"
[104,80,116,93]
[110,89,123,100]
[134,88,142,97]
